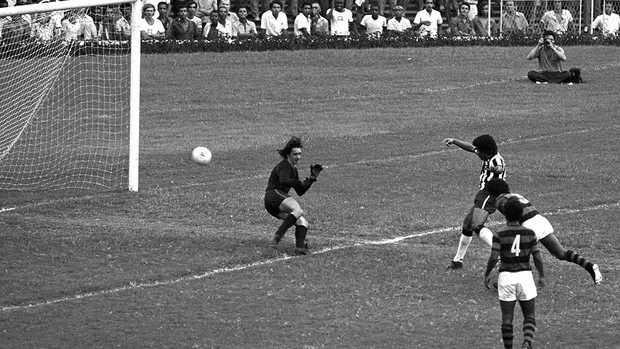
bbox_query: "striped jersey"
[493,224,539,273]
[496,193,540,224]
[479,153,506,190]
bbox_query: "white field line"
[2,201,618,313]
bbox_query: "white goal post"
[0,0,141,192]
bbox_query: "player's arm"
[532,248,545,288]
[442,138,476,153]
[487,157,505,174]
[484,241,500,288]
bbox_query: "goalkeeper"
[264,136,323,256]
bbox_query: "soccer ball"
[191,147,212,165]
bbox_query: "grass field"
[1,45,620,348]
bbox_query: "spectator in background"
[309,1,329,36]
[215,5,237,38]
[187,1,203,32]
[114,3,132,39]
[140,3,166,39]
[195,0,217,19]
[591,2,620,36]
[31,12,56,42]
[293,1,311,36]
[450,2,474,37]
[235,5,258,38]
[326,0,358,36]
[61,12,82,41]
[77,7,98,40]
[386,4,412,37]
[219,0,239,25]
[412,0,442,37]
[202,10,220,39]
[501,0,528,35]
[157,2,174,32]
[540,0,573,34]
[260,0,288,36]
[472,1,498,36]
[526,30,572,84]
[168,3,201,39]
[360,2,387,38]
[87,6,107,40]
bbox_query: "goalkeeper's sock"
[477,226,494,247]
[453,231,473,262]
[294,225,308,248]
[274,214,297,241]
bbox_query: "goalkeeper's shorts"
[264,189,289,218]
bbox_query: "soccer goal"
[0,0,141,192]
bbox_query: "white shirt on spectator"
[327,8,354,36]
[413,9,442,37]
[261,10,288,36]
[294,13,310,36]
[387,17,412,32]
[61,18,82,41]
[591,12,620,36]
[360,14,387,35]
[139,18,166,37]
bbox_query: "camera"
[543,39,551,46]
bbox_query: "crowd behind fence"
[0,0,618,46]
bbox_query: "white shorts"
[522,214,554,241]
[498,271,537,302]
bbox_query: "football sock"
[501,324,513,349]
[274,214,297,241]
[523,316,536,346]
[453,232,473,262]
[565,250,594,273]
[294,225,308,248]
[478,226,494,247]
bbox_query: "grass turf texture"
[1,46,620,348]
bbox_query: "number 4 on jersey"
[511,234,521,256]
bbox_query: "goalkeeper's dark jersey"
[493,224,539,273]
[266,159,314,196]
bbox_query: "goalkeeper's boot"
[590,264,602,285]
[270,236,281,250]
[447,260,463,270]
[294,247,311,256]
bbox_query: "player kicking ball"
[264,136,323,255]
[485,178,603,285]
[485,197,545,349]
[443,134,506,269]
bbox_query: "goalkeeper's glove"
[310,164,324,179]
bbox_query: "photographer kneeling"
[526,30,572,84]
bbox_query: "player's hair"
[270,0,283,9]
[486,178,510,196]
[278,136,303,158]
[503,197,523,222]
[542,30,556,39]
[472,134,498,156]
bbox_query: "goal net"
[0,0,139,192]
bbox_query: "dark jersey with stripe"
[495,193,540,224]
[479,153,506,190]
[493,224,539,273]
[266,159,314,196]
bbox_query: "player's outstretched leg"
[540,234,602,285]
[500,300,516,349]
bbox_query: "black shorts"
[473,189,497,214]
[264,189,289,218]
